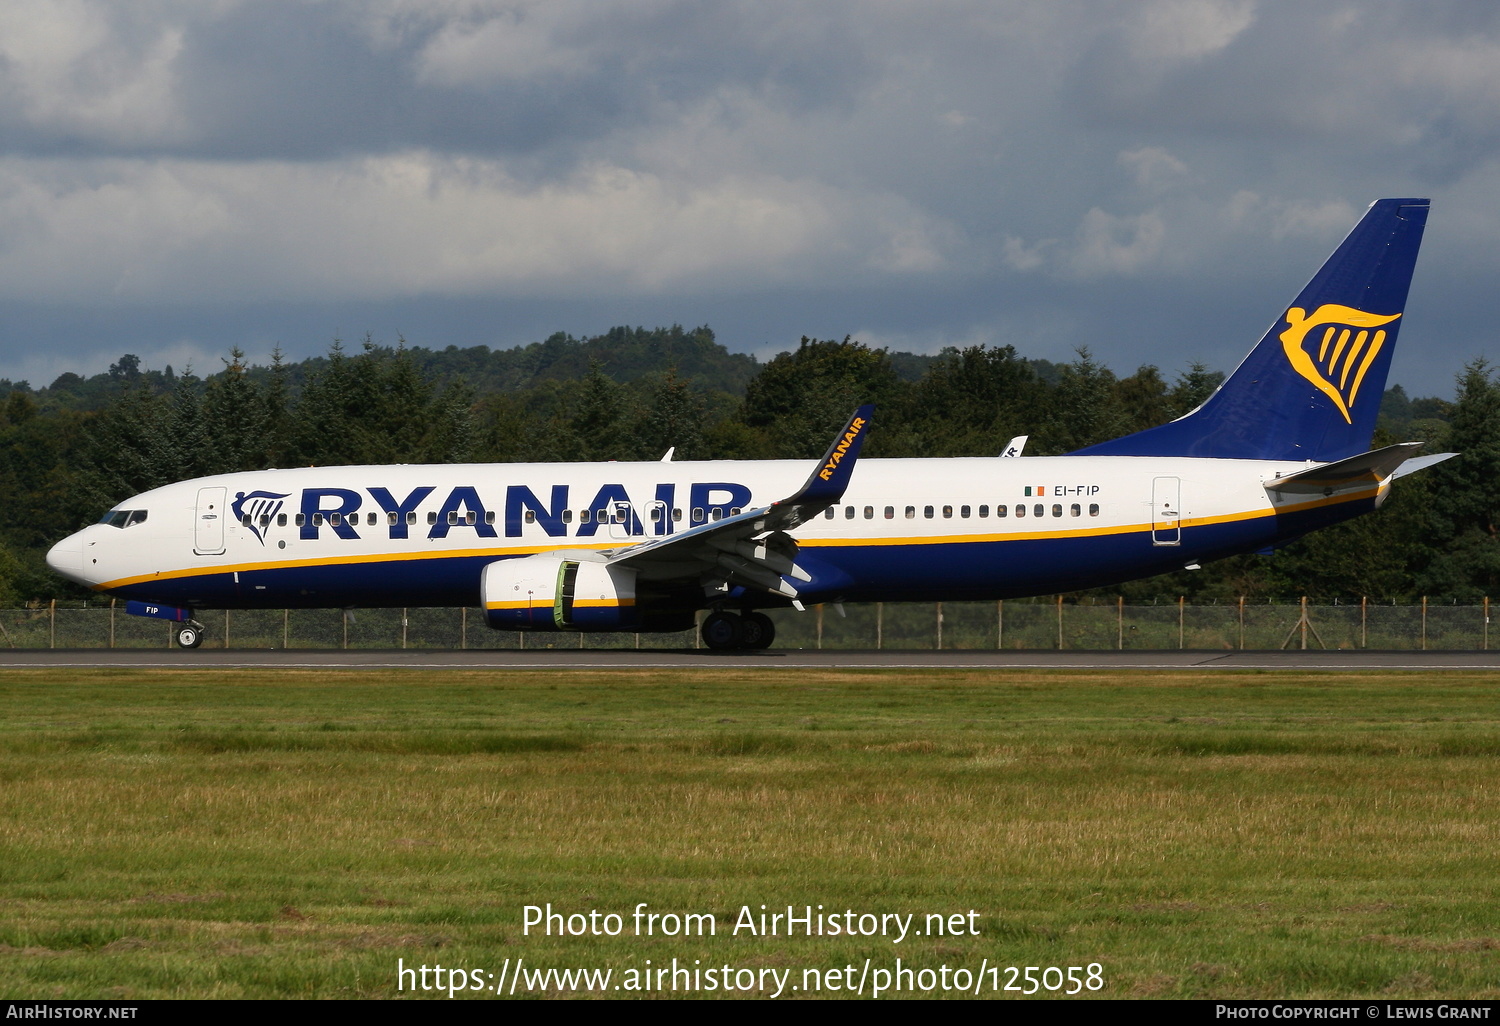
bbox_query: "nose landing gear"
[174,619,206,649]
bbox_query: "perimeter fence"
[5,598,1495,651]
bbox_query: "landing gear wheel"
[740,611,776,650]
[701,612,744,651]
[175,624,203,649]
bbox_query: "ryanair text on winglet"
[818,417,867,482]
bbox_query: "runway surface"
[3,648,1499,670]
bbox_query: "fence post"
[1421,596,1427,651]
[1056,594,1064,650]
[401,608,408,650]
[1486,596,1490,651]
[876,602,883,650]
[816,604,824,650]
[1179,596,1185,649]
[935,602,943,650]
[1117,595,1123,650]
[283,609,289,649]
[1238,595,1245,650]
[224,609,230,650]
[110,598,116,649]
[342,612,349,650]
[997,600,1003,650]
[1301,596,1308,650]
[461,607,468,650]
[49,599,55,650]
[1361,596,1367,649]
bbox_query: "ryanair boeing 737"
[47,198,1451,650]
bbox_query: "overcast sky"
[1,0,1496,396]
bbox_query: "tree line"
[1,324,1495,606]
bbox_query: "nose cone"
[46,531,90,585]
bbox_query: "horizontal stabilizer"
[1265,442,1423,494]
[1391,451,1458,480]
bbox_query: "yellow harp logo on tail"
[1279,305,1402,424]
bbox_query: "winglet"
[777,404,874,510]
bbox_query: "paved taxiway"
[2,649,1499,670]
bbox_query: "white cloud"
[0,0,206,144]
[1124,0,1256,66]
[1118,146,1189,191]
[0,152,955,303]
[1223,190,1360,240]
[1069,208,1166,276]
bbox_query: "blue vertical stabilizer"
[1074,198,1428,462]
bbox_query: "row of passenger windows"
[824,503,1102,520]
[240,506,749,529]
[240,502,1104,530]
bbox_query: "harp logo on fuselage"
[1279,304,1402,424]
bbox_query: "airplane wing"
[606,405,874,603]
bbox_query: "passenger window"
[241,514,252,527]
[1014,505,1025,518]
[884,506,894,519]
[313,513,325,526]
[978,505,988,518]
[942,505,953,518]
[486,511,496,525]
[864,506,873,519]
[1089,503,1100,516]
[1071,504,1081,517]
[387,512,398,526]
[650,507,662,522]
[1034,504,1044,517]
[524,510,536,524]
[824,508,835,520]
[960,505,971,518]
[844,506,855,519]
[259,515,271,528]
[996,504,1007,518]
[277,513,287,527]
[405,511,416,525]
[672,508,682,522]
[711,508,723,521]
[580,510,591,524]
[446,511,457,525]
[692,507,705,523]
[331,513,344,526]
[295,513,306,527]
[427,512,437,525]
[1052,504,1062,517]
[924,506,934,519]
[466,510,477,525]
[596,508,608,523]
[905,506,916,519]
[730,507,742,517]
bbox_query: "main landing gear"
[174,619,206,649]
[701,610,776,651]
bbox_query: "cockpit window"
[99,509,148,528]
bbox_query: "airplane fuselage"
[49,454,1377,613]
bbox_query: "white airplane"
[47,198,1451,651]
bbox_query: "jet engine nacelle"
[482,554,638,631]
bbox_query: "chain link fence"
[4,598,1494,650]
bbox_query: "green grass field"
[2,667,1498,1000]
